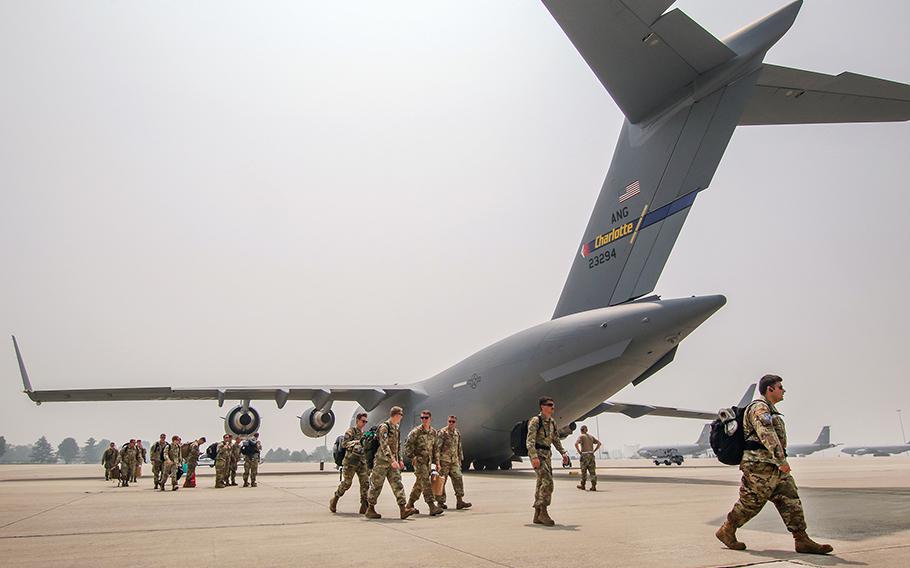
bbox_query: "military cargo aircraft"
[637,385,755,465]
[13,1,910,471]
[841,442,910,457]
[788,426,839,457]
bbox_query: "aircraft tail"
[695,423,711,446]
[737,384,757,408]
[814,426,831,446]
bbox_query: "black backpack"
[241,440,258,457]
[361,424,382,469]
[205,442,218,461]
[332,435,346,468]
[710,401,766,465]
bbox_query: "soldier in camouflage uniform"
[574,425,601,491]
[184,437,204,488]
[101,442,119,481]
[405,410,444,516]
[150,434,167,489]
[526,396,569,526]
[215,434,232,488]
[229,436,241,486]
[132,439,146,482]
[243,433,261,488]
[436,415,471,510]
[330,414,369,513]
[365,406,416,520]
[161,435,183,491]
[119,440,139,487]
[717,375,833,555]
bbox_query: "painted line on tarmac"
[0,492,96,530]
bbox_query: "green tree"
[0,436,6,459]
[265,447,290,462]
[57,437,80,464]
[289,450,308,462]
[82,438,98,464]
[30,436,56,464]
[309,446,331,463]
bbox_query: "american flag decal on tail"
[619,180,641,203]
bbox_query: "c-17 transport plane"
[637,385,755,465]
[12,1,910,471]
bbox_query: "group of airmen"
[96,374,833,555]
[99,432,263,490]
[330,407,472,520]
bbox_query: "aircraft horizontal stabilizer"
[740,64,910,125]
[542,0,735,124]
[577,401,715,421]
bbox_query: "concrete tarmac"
[1,457,908,568]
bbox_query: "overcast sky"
[2,1,909,456]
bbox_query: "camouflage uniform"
[150,440,166,489]
[215,441,231,488]
[229,441,241,486]
[367,421,407,506]
[405,424,440,509]
[576,432,600,489]
[119,444,138,486]
[526,414,566,508]
[132,443,146,482]
[435,427,467,505]
[162,441,183,490]
[184,441,200,487]
[101,447,119,480]
[334,427,368,502]
[243,439,262,487]
[726,398,806,533]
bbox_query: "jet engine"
[557,422,577,439]
[224,405,261,436]
[300,406,335,438]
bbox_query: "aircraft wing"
[577,401,715,421]
[12,336,416,411]
[739,64,910,125]
[542,0,736,124]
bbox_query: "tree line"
[0,435,334,464]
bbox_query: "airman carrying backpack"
[710,401,765,465]
[205,442,218,461]
[332,435,346,468]
[361,424,381,469]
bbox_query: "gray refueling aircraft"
[841,442,910,457]
[12,1,910,471]
[788,426,839,457]
[637,385,755,465]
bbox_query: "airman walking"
[436,415,471,510]
[716,375,832,554]
[101,442,119,481]
[243,433,262,488]
[161,435,182,491]
[150,434,167,490]
[405,410,444,516]
[184,437,204,488]
[330,414,369,513]
[527,396,569,526]
[365,406,416,520]
[215,434,232,488]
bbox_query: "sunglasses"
[420,416,430,420]
[448,420,456,423]
[542,402,555,407]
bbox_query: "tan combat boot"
[590,484,597,492]
[359,500,368,515]
[399,504,416,519]
[329,495,339,513]
[715,521,746,550]
[251,482,257,487]
[456,497,472,510]
[576,483,585,490]
[406,499,420,514]
[365,504,382,519]
[793,531,833,554]
[537,506,555,526]
[429,502,445,516]
[533,507,542,525]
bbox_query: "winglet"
[11,335,38,403]
[737,383,757,408]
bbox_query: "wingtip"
[11,334,34,394]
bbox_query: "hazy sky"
[2,1,909,456]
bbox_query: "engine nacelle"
[224,405,261,436]
[300,406,335,438]
[557,422,577,439]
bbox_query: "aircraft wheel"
[499,461,512,471]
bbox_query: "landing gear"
[499,461,512,471]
